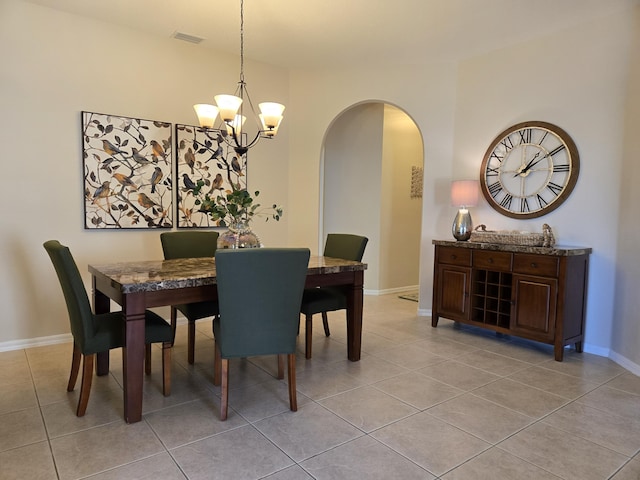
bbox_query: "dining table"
[88,255,367,424]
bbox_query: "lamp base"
[452,209,473,241]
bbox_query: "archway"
[321,102,424,294]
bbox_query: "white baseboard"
[0,333,72,352]
[418,308,432,317]
[364,285,419,296]
[609,350,640,376]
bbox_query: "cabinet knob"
[451,255,457,260]
[531,262,537,268]
[488,258,494,263]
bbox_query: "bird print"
[184,147,196,174]
[182,173,196,190]
[92,181,111,203]
[112,173,138,191]
[151,140,166,161]
[137,192,158,209]
[150,167,163,193]
[212,173,224,190]
[131,147,152,166]
[102,139,127,156]
[231,156,243,176]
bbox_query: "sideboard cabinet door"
[511,274,558,342]
[435,264,471,323]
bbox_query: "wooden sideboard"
[431,240,591,361]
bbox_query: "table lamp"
[451,180,479,241]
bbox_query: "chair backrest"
[160,231,219,259]
[43,240,94,351]
[323,233,368,262]
[214,248,310,358]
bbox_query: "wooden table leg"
[346,271,364,362]
[122,292,146,423]
[92,278,111,376]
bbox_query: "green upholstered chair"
[300,233,368,358]
[213,248,310,420]
[160,231,219,364]
[43,240,172,417]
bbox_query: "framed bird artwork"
[82,111,173,229]
[175,124,247,228]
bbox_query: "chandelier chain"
[239,0,245,84]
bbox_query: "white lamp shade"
[260,114,282,137]
[215,94,243,122]
[258,102,285,129]
[193,104,219,128]
[225,115,246,136]
[451,180,479,207]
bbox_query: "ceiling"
[23,0,638,69]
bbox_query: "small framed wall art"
[175,124,247,228]
[82,111,173,229]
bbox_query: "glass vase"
[217,220,262,249]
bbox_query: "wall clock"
[479,121,579,219]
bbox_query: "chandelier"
[194,0,284,156]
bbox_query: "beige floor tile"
[577,385,640,422]
[605,372,640,396]
[359,331,407,354]
[0,407,47,452]
[0,380,38,415]
[373,343,447,369]
[0,357,31,386]
[428,393,533,443]
[41,375,126,438]
[499,422,629,480]
[254,402,363,462]
[145,398,247,448]
[485,339,555,364]
[538,351,626,384]
[295,364,365,400]
[51,420,165,480]
[262,465,315,479]
[373,371,464,410]
[472,378,568,418]
[418,360,501,391]
[171,424,294,480]
[455,349,531,376]
[441,447,562,480]
[371,411,490,476]
[333,355,410,384]
[508,365,599,399]
[611,457,640,480]
[319,385,418,432]
[301,435,435,479]
[412,336,477,359]
[84,452,186,479]
[543,402,640,456]
[0,441,57,480]
[227,378,312,423]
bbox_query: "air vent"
[172,31,205,44]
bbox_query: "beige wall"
[2,0,639,372]
[0,0,290,344]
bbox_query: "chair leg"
[287,353,297,412]
[322,312,331,337]
[213,341,222,386]
[188,320,196,364]
[162,341,171,396]
[277,354,284,379]
[170,306,178,347]
[305,314,313,359]
[145,344,152,375]
[67,342,81,392]
[76,353,94,417]
[220,358,229,420]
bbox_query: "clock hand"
[514,151,542,177]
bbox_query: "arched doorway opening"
[321,102,424,294]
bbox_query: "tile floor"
[1,294,640,479]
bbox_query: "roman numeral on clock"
[488,181,502,197]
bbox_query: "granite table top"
[432,239,592,256]
[89,255,367,294]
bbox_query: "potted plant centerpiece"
[193,181,283,249]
